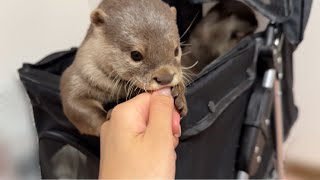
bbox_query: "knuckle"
[100,121,110,133]
[111,104,124,117]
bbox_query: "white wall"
[0,0,92,178]
[285,1,320,169]
[0,0,319,178]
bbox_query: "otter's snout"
[153,73,174,85]
[148,66,181,90]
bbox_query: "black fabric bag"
[18,0,312,179]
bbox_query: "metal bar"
[272,32,286,179]
[274,78,285,179]
[262,69,276,89]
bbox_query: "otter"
[182,0,258,75]
[60,0,187,136]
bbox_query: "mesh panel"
[245,0,291,22]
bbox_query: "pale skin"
[99,88,181,179]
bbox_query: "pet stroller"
[18,0,312,179]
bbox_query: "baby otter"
[60,0,187,136]
[182,0,258,74]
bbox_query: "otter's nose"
[153,74,174,85]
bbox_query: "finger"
[100,120,111,152]
[101,120,111,133]
[120,93,151,122]
[100,119,111,137]
[173,136,179,148]
[111,93,151,134]
[172,109,181,138]
[146,88,174,139]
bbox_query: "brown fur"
[182,0,258,74]
[60,0,187,136]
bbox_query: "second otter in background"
[182,0,258,75]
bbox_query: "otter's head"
[89,0,182,91]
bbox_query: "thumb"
[145,88,174,140]
[108,93,151,135]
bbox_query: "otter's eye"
[174,47,179,57]
[131,51,143,62]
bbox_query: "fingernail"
[174,126,181,138]
[154,88,171,97]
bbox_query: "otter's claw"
[172,83,188,117]
[106,109,113,120]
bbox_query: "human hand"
[99,88,181,179]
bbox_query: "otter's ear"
[170,7,177,17]
[90,9,107,26]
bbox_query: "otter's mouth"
[122,81,172,100]
[123,74,181,97]
[133,80,179,92]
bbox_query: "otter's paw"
[172,84,188,117]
